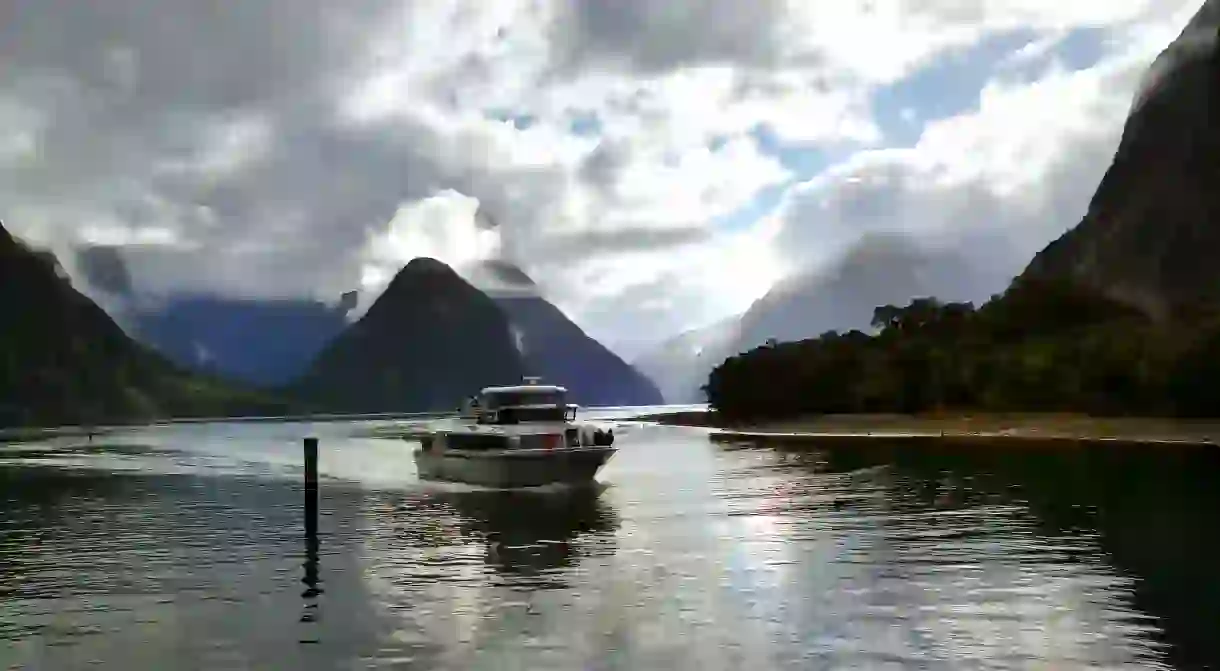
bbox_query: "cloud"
[74,245,133,296]
[769,0,1204,295]
[548,0,790,74]
[0,0,1207,354]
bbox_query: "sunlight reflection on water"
[0,413,1215,669]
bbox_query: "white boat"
[412,377,618,488]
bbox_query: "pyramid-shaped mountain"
[288,258,526,413]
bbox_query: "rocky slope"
[473,261,663,407]
[1021,1,1220,316]
[289,257,526,413]
[0,223,289,426]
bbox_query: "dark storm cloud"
[0,0,418,297]
[548,0,791,74]
[0,2,387,109]
[535,226,708,258]
[0,0,623,301]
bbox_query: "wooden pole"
[304,436,319,539]
[304,436,319,486]
[301,437,321,610]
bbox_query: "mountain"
[630,317,740,404]
[634,234,1008,403]
[494,295,664,407]
[1021,1,1220,316]
[73,244,356,387]
[0,223,290,426]
[471,261,663,407]
[733,233,1007,354]
[130,295,355,387]
[288,257,526,413]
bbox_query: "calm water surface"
[1,411,1219,670]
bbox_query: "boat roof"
[480,384,567,395]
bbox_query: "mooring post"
[303,437,319,545]
[302,437,321,605]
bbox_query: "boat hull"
[413,446,616,488]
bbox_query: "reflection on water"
[0,420,1218,669]
[440,485,618,580]
[813,440,1220,671]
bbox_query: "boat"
[412,377,618,488]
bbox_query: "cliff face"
[494,295,664,407]
[0,223,288,426]
[1021,1,1220,316]
[289,257,526,413]
[471,260,662,406]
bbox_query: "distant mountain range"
[733,233,1006,353]
[69,246,661,415]
[634,233,1011,403]
[0,222,290,426]
[130,295,356,388]
[6,0,1217,423]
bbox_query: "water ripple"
[0,421,1217,668]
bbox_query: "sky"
[0,0,1208,357]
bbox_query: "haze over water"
[1,410,1217,669]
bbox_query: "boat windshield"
[483,391,565,409]
[495,406,568,423]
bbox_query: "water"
[1,411,1218,670]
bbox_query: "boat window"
[484,391,565,409]
[446,433,505,450]
[498,406,567,422]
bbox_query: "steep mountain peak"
[1021,1,1220,317]
[290,254,525,412]
[1136,0,1219,112]
[0,219,288,425]
[400,256,457,276]
[376,257,466,302]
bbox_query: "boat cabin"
[470,378,578,424]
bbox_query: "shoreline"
[628,410,1220,446]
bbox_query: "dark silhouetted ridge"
[289,258,526,412]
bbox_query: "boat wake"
[409,477,611,496]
